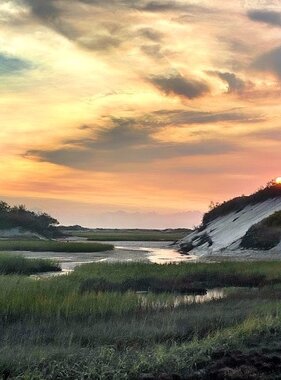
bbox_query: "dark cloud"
[253,45,281,78]
[149,73,209,99]
[22,0,79,40]
[141,1,212,13]
[77,0,211,13]
[25,117,237,170]
[142,1,182,11]
[24,0,59,20]
[248,9,281,27]
[209,71,246,93]
[0,53,31,75]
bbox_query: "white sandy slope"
[178,197,281,256]
[0,227,43,239]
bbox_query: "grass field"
[0,240,114,252]
[0,253,61,275]
[1,261,281,379]
[72,229,190,241]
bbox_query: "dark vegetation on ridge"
[0,201,61,238]
[203,181,281,226]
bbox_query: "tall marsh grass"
[0,254,60,275]
[0,240,114,252]
[73,261,281,288]
[0,261,281,378]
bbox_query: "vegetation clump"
[241,210,281,250]
[0,254,60,274]
[0,201,60,238]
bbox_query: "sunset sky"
[1,0,281,228]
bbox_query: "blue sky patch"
[0,53,31,76]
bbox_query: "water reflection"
[173,288,225,306]
[139,288,225,310]
[114,241,197,264]
[13,241,198,276]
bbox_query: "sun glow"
[276,177,281,184]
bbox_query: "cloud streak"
[152,109,264,124]
[25,117,238,170]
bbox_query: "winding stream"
[14,241,197,275]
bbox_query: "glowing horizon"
[1,0,281,227]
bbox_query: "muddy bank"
[191,348,281,380]
[138,347,281,380]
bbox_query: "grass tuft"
[0,253,61,274]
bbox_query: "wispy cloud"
[152,109,264,124]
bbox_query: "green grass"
[0,240,114,252]
[0,254,61,275]
[74,229,189,241]
[73,260,281,289]
[0,261,281,378]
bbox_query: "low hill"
[178,181,281,254]
[0,201,61,239]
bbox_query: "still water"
[113,241,197,264]
[12,241,197,274]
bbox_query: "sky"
[1,0,281,228]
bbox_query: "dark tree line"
[0,201,61,238]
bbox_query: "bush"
[241,219,281,250]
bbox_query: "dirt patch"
[190,348,281,379]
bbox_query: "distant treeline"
[0,201,61,238]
